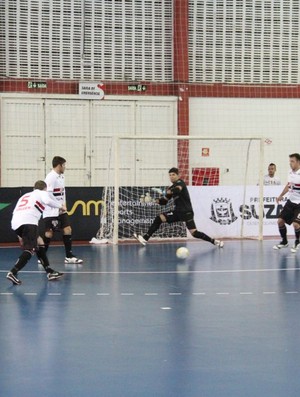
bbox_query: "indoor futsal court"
[2,1,300,397]
[1,239,300,397]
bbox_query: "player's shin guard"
[63,234,73,257]
[192,230,214,244]
[279,225,288,243]
[11,250,32,274]
[143,216,162,241]
[36,245,51,273]
[295,227,300,241]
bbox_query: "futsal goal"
[91,135,264,244]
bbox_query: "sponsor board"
[0,187,104,243]
[189,185,287,238]
[0,185,294,243]
[116,187,186,238]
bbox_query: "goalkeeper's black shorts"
[163,211,196,230]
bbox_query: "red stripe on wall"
[2,79,300,99]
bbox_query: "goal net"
[92,136,264,244]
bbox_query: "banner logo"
[0,203,11,211]
[210,198,237,225]
[68,200,105,216]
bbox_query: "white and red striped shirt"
[11,189,62,230]
[43,170,66,218]
[288,169,300,204]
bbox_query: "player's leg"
[273,217,289,249]
[291,208,300,253]
[134,213,166,245]
[60,213,83,264]
[185,213,224,248]
[36,236,64,280]
[7,225,37,285]
[37,217,55,265]
[143,213,166,241]
[273,201,294,249]
[42,217,56,252]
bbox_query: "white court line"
[1,291,300,297]
[56,267,300,274]
[1,267,300,275]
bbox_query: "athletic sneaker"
[214,239,224,248]
[273,241,289,250]
[47,271,64,281]
[291,240,300,253]
[133,233,147,246]
[64,256,83,264]
[6,272,22,285]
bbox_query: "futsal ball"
[176,247,189,259]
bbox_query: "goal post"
[92,135,264,244]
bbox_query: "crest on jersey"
[210,198,237,225]
[51,220,60,231]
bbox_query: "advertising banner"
[117,187,186,238]
[189,185,287,238]
[0,187,104,243]
[0,185,290,243]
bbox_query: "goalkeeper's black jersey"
[170,179,193,214]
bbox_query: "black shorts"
[279,200,300,225]
[14,224,38,250]
[43,212,71,232]
[163,211,196,230]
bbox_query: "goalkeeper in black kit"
[134,167,224,248]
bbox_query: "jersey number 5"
[18,195,30,208]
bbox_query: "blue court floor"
[1,240,300,397]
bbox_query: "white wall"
[190,98,300,185]
[0,94,177,187]
[2,95,299,188]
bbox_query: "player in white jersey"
[6,180,67,285]
[42,156,82,264]
[273,153,300,253]
[263,163,281,186]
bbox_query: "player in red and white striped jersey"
[6,180,67,285]
[273,153,300,253]
[43,156,83,264]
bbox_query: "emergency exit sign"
[28,81,47,89]
[128,84,147,92]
